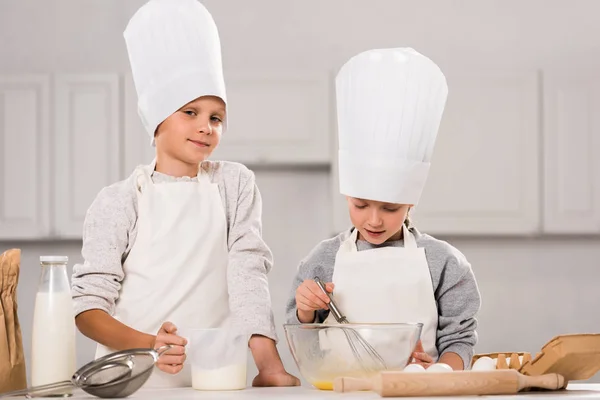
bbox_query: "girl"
[72,0,298,387]
[286,48,481,371]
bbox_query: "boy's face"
[155,95,226,165]
[347,197,411,244]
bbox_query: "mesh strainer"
[0,346,171,398]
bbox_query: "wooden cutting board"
[334,369,566,397]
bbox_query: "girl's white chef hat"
[336,48,448,205]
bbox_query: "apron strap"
[197,162,212,184]
[402,224,417,249]
[135,164,154,194]
[344,228,360,253]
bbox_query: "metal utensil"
[0,345,171,399]
[314,277,387,372]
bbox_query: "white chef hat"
[124,0,227,146]
[336,48,448,205]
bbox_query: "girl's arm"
[435,250,482,370]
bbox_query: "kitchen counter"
[3,384,600,399]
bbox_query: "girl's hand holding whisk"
[295,280,335,323]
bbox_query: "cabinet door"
[0,75,51,239]
[410,70,541,235]
[210,71,332,165]
[123,73,155,177]
[543,71,600,233]
[54,74,120,238]
[331,70,541,236]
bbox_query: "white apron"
[95,164,230,388]
[321,225,439,367]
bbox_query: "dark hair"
[404,212,413,229]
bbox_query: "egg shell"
[403,363,426,373]
[426,363,453,372]
[471,356,496,371]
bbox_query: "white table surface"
[4,384,600,399]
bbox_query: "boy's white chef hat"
[124,0,227,146]
[336,48,448,205]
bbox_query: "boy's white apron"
[95,165,230,387]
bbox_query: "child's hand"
[295,280,335,323]
[410,340,433,368]
[252,370,301,387]
[154,321,188,374]
[249,335,301,387]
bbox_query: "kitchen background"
[1,0,599,386]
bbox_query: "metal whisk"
[314,277,387,372]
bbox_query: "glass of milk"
[189,328,248,391]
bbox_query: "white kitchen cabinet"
[210,71,332,165]
[54,74,121,238]
[542,71,600,234]
[0,75,51,239]
[123,73,155,176]
[123,71,332,170]
[331,70,541,236]
[412,70,541,235]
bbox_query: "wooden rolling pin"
[333,369,566,397]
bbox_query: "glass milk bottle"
[31,256,76,393]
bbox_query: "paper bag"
[0,249,27,392]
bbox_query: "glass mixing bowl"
[284,322,422,390]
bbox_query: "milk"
[192,363,247,391]
[31,291,77,389]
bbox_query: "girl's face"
[347,197,411,244]
[155,95,226,166]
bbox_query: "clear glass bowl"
[284,322,423,390]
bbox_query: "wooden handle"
[333,377,373,392]
[372,370,565,397]
[518,373,565,391]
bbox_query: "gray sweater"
[285,228,481,369]
[71,161,277,342]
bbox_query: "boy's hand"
[252,370,300,387]
[249,335,300,387]
[154,321,187,374]
[295,280,335,323]
[410,340,433,368]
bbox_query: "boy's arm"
[71,184,146,348]
[225,167,299,386]
[76,310,154,350]
[73,181,190,374]
[226,168,276,341]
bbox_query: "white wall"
[1,0,599,385]
[4,0,600,73]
